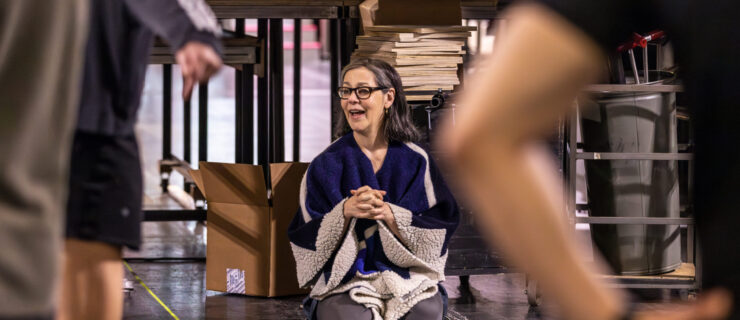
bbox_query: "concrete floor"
[122,221,556,320]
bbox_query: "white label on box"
[226,268,245,294]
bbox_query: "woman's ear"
[385,88,395,108]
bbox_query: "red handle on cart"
[616,30,666,52]
[643,30,666,43]
[616,33,645,52]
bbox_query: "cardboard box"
[192,161,310,297]
[374,0,462,26]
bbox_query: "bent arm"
[124,0,222,53]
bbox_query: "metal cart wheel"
[678,289,699,301]
[525,276,542,306]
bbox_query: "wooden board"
[602,263,695,281]
[365,25,477,34]
[405,85,455,91]
[386,58,462,65]
[395,66,459,72]
[363,31,471,42]
[352,53,463,64]
[354,49,465,56]
[356,45,465,52]
[406,94,436,101]
[351,55,460,68]
[356,38,465,47]
[357,44,464,51]
[401,76,459,82]
[206,0,343,5]
[397,70,458,76]
[402,79,459,86]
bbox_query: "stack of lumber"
[352,25,476,101]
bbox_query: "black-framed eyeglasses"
[337,86,386,100]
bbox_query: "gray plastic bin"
[580,71,681,275]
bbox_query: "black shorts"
[66,131,142,250]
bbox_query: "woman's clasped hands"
[343,185,392,222]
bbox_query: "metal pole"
[257,19,270,170]
[293,18,302,162]
[184,99,191,164]
[643,45,649,83]
[329,19,340,141]
[198,82,208,162]
[183,97,192,192]
[341,7,358,67]
[162,64,173,193]
[568,103,578,225]
[270,19,284,163]
[163,64,172,160]
[235,19,245,163]
[339,11,349,68]
[242,63,254,164]
[628,49,641,84]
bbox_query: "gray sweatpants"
[316,292,444,320]
[0,0,88,317]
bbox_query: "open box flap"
[199,162,268,206]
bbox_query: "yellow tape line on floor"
[123,261,180,320]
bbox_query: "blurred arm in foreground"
[437,3,731,320]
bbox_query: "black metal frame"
[148,5,359,222]
[257,18,270,182]
[160,65,173,193]
[184,101,191,165]
[329,19,340,140]
[269,19,285,163]
[293,18,302,161]
[237,63,255,164]
[235,19,254,165]
[198,83,209,163]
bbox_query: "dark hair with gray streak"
[333,58,421,143]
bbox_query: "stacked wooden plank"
[150,36,259,67]
[352,25,476,101]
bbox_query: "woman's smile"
[348,108,366,121]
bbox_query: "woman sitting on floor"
[288,58,460,320]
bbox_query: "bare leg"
[439,3,732,319]
[439,3,620,320]
[57,239,123,320]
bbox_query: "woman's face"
[340,67,394,137]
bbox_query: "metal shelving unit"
[561,83,699,299]
[526,83,698,306]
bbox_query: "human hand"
[343,186,386,219]
[352,186,395,224]
[176,41,222,100]
[350,186,385,203]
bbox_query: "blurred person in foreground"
[0,0,89,319]
[57,1,222,319]
[439,1,739,319]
